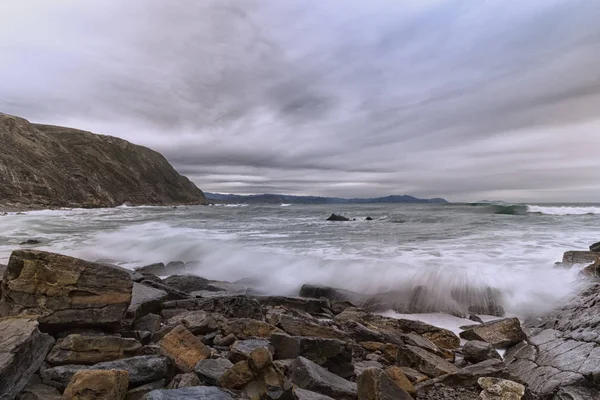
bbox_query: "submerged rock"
[326,214,350,222]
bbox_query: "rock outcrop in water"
[0,112,208,208]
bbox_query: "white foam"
[527,205,600,215]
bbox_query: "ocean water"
[0,203,597,324]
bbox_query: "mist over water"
[1,203,596,321]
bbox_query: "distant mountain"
[205,193,449,205]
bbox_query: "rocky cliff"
[0,113,207,208]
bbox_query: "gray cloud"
[2,0,600,201]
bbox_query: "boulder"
[46,334,142,365]
[396,345,459,378]
[354,361,384,377]
[459,318,526,348]
[135,263,168,276]
[462,340,501,364]
[398,367,428,384]
[166,373,200,389]
[125,379,166,400]
[16,383,62,400]
[299,285,359,303]
[294,388,336,400]
[562,250,600,265]
[167,310,226,335]
[365,217,373,221]
[0,317,54,400]
[218,360,255,389]
[384,367,415,396]
[162,275,223,293]
[133,313,161,337]
[0,251,133,330]
[41,355,169,390]
[195,358,233,385]
[63,369,129,400]
[230,339,272,363]
[140,280,190,301]
[215,334,238,347]
[223,319,282,339]
[158,325,211,372]
[478,377,524,400]
[590,241,600,252]
[194,296,264,320]
[290,357,357,400]
[127,283,168,320]
[19,239,42,245]
[145,386,239,400]
[271,333,353,378]
[326,214,350,222]
[277,314,346,340]
[357,368,412,400]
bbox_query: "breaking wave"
[527,206,600,216]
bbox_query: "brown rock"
[223,318,282,339]
[0,250,132,330]
[357,368,412,400]
[562,251,600,265]
[359,342,385,352]
[63,369,129,400]
[218,360,255,389]
[249,347,273,372]
[459,318,526,348]
[384,367,415,396]
[396,345,459,378]
[399,367,429,384]
[47,334,142,365]
[229,339,272,363]
[158,325,210,372]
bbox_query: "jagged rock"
[459,318,526,348]
[462,340,501,364]
[590,241,600,252]
[195,358,234,385]
[271,333,353,378]
[41,355,169,390]
[0,317,55,400]
[478,377,524,400]
[125,379,166,400]
[133,313,161,337]
[399,367,428,384]
[46,334,142,365]
[396,345,459,378]
[223,319,282,339]
[400,332,449,359]
[145,386,239,399]
[326,214,350,222]
[277,314,346,339]
[159,325,211,372]
[290,357,357,400]
[258,296,332,317]
[562,250,600,265]
[384,367,415,396]
[218,360,255,389]
[357,367,412,400]
[63,369,129,400]
[415,383,480,400]
[294,388,336,400]
[230,339,272,363]
[0,250,133,330]
[127,283,168,320]
[16,383,62,400]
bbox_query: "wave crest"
[527,206,600,215]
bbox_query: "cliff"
[0,113,208,208]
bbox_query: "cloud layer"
[2,0,600,201]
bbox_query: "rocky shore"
[0,248,599,399]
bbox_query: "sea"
[1,202,597,333]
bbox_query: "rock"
[159,325,211,372]
[168,310,226,335]
[63,369,129,400]
[166,373,200,389]
[459,318,526,348]
[162,275,219,293]
[145,386,239,399]
[294,388,336,400]
[15,384,62,400]
[384,367,415,396]
[218,360,255,389]
[0,250,133,330]
[365,217,373,221]
[46,334,142,365]
[127,283,168,321]
[326,214,350,222]
[357,367,413,400]
[299,284,361,304]
[215,334,238,347]
[258,296,332,317]
[462,340,501,364]
[290,357,357,400]
[140,280,190,301]
[398,367,428,384]
[133,313,161,337]
[125,379,166,400]
[271,333,353,378]
[478,377,525,400]
[19,239,41,245]
[194,296,264,320]
[396,345,459,378]
[195,358,234,385]
[277,314,346,340]
[135,263,168,276]
[590,241,600,252]
[415,383,480,400]
[230,339,272,363]
[41,355,169,390]
[0,317,55,400]
[468,315,484,323]
[223,319,282,339]
[354,361,384,377]
[562,250,600,265]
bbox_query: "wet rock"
[462,340,501,364]
[459,318,526,348]
[16,383,62,400]
[145,386,240,400]
[46,334,142,365]
[19,239,41,245]
[218,360,255,389]
[127,283,168,320]
[258,296,332,317]
[133,313,161,337]
[230,339,272,363]
[135,263,167,276]
[562,250,600,265]
[478,377,525,400]
[357,367,413,400]
[590,241,600,252]
[271,333,353,378]
[326,214,350,222]
[0,250,133,330]
[140,280,190,301]
[365,217,373,221]
[294,388,336,400]
[290,357,357,400]
[195,358,233,385]
[125,379,166,400]
[194,296,265,320]
[158,325,211,372]
[63,369,129,400]
[299,284,360,303]
[166,373,200,389]
[162,275,214,293]
[396,345,459,378]
[223,318,282,339]
[0,317,55,400]
[468,315,484,323]
[41,355,169,390]
[277,314,346,340]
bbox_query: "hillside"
[0,113,208,208]
[205,193,448,204]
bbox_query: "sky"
[2,1,600,202]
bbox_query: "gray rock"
[136,263,167,275]
[326,214,350,222]
[294,388,336,400]
[459,318,526,348]
[166,373,201,389]
[354,361,384,377]
[562,250,600,265]
[133,313,162,336]
[290,357,357,400]
[396,345,459,378]
[258,296,332,317]
[214,334,237,347]
[462,340,501,364]
[141,280,190,301]
[194,296,264,320]
[125,379,166,400]
[162,275,220,293]
[0,318,54,400]
[357,368,413,400]
[127,283,168,320]
[194,358,233,385]
[16,384,62,400]
[229,339,272,363]
[590,241,600,252]
[41,355,168,390]
[145,386,239,399]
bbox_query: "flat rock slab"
[145,386,240,400]
[0,250,132,330]
[459,318,526,348]
[290,356,357,400]
[397,345,459,378]
[0,317,55,400]
[47,334,142,365]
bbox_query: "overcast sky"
[2,1,600,202]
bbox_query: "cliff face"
[0,113,208,208]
